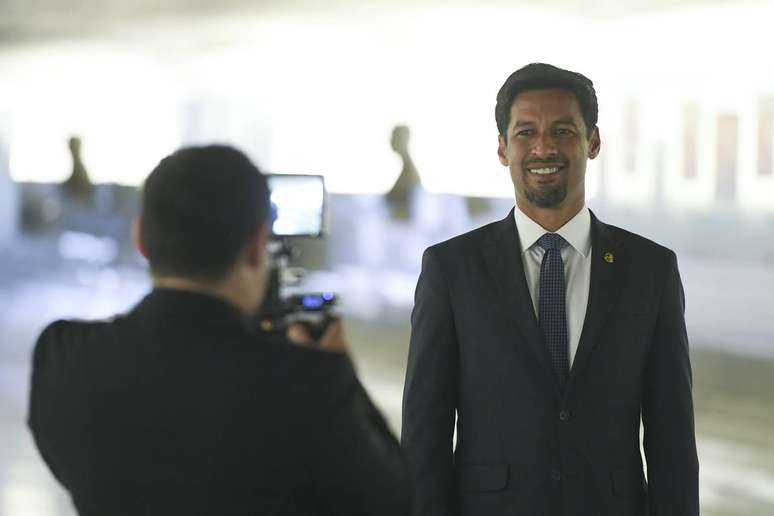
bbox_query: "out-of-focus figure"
[386,125,421,221]
[62,136,94,204]
[464,195,491,218]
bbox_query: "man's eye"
[515,129,534,137]
[556,128,574,136]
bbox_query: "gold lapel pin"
[604,252,615,263]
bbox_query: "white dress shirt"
[513,206,592,367]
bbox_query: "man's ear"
[246,224,270,269]
[588,126,601,159]
[132,217,149,259]
[497,135,509,166]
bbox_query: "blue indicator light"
[322,292,334,301]
[303,295,324,309]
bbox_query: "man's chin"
[525,187,567,209]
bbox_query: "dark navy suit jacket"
[29,289,411,516]
[402,209,699,516]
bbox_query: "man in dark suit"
[28,145,411,515]
[402,63,699,516]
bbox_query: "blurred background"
[1,0,773,514]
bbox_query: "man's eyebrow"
[512,120,535,128]
[553,118,579,126]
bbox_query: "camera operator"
[28,145,411,516]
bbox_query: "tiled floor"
[1,250,773,515]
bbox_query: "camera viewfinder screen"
[268,174,325,237]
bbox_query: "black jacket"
[29,289,411,516]
[402,209,699,516]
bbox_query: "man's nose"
[531,132,558,158]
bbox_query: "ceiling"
[0,0,746,45]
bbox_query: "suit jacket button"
[559,410,570,421]
[551,469,562,481]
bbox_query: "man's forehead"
[510,88,582,121]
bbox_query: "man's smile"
[525,163,565,176]
[528,166,561,175]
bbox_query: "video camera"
[255,174,337,340]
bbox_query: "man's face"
[497,88,600,210]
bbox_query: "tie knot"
[537,233,566,251]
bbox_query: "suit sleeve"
[401,248,459,516]
[641,252,700,515]
[27,320,75,490]
[309,353,412,516]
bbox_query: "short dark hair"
[495,63,598,138]
[140,145,270,282]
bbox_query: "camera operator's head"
[134,145,272,316]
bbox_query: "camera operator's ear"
[246,223,270,268]
[132,217,149,259]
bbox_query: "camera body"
[257,281,337,339]
[254,174,336,339]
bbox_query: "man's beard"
[523,171,567,208]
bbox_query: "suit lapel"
[482,209,559,395]
[567,212,626,392]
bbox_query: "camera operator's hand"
[286,317,349,353]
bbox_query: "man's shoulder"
[34,317,118,360]
[40,317,117,336]
[34,313,347,363]
[32,315,358,414]
[601,220,675,258]
[597,219,678,274]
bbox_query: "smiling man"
[402,63,699,516]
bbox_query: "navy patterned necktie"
[537,233,569,389]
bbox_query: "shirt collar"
[513,204,592,258]
[133,288,250,330]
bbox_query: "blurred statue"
[465,196,492,217]
[62,136,94,204]
[386,125,421,221]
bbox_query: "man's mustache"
[524,156,567,167]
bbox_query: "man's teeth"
[529,167,560,175]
